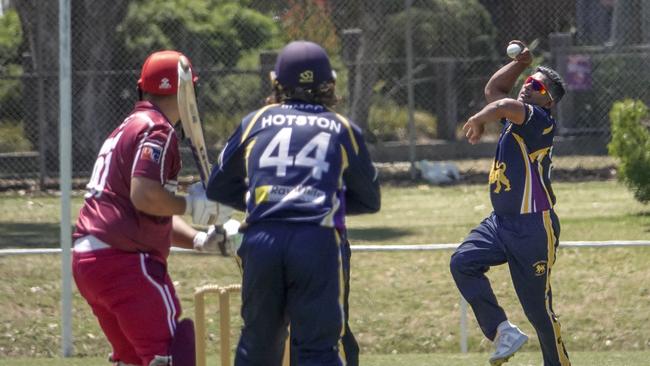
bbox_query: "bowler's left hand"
[463,117,485,145]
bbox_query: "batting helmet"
[272,41,336,90]
[137,50,198,95]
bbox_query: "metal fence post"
[549,32,574,134]
[260,51,278,104]
[434,59,458,141]
[405,0,417,179]
[342,28,362,117]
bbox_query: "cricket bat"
[177,55,211,188]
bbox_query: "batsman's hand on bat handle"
[193,220,242,256]
[462,116,485,145]
[192,225,226,253]
[508,40,533,66]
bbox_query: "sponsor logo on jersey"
[256,184,326,204]
[159,77,172,90]
[299,70,314,84]
[141,143,162,164]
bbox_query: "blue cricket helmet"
[272,41,336,89]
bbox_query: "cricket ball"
[507,43,523,59]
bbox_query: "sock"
[497,320,516,333]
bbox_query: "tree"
[327,0,402,133]
[15,0,131,175]
[280,0,340,52]
[0,8,23,122]
[608,100,650,203]
[326,0,496,138]
[0,8,29,153]
[15,0,276,175]
[118,0,276,68]
[478,0,574,50]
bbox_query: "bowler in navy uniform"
[449,41,571,366]
[207,41,380,366]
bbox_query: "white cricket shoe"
[489,321,529,365]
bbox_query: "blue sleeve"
[343,124,381,214]
[513,104,555,141]
[206,124,247,211]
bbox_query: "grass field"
[1,180,649,362]
[4,351,650,366]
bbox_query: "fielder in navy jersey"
[450,41,571,366]
[207,41,380,366]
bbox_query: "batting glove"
[221,218,243,256]
[193,222,241,256]
[184,182,218,226]
[193,225,226,253]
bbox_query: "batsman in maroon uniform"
[73,50,223,366]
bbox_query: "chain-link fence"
[1,0,649,188]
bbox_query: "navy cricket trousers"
[235,222,345,366]
[450,210,571,366]
[291,233,359,366]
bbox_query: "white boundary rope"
[2,240,649,256]
[3,240,649,354]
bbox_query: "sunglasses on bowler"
[525,76,553,101]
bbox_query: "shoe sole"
[488,335,528,366]
[489,354,513,366]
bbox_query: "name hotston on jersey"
[260,113,342,133]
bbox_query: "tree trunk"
[71,1,130,174]
[15,0,59,175]
[330,0,386,137]
[16,0,131,177]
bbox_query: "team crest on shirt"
[489,161,511,193]
[532,260,547,276]
[141,143,162,164]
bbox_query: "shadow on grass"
[0,222,65,248]
[347,227,413,242]
[638,210,650,232]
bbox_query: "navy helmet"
[272,41,336,89]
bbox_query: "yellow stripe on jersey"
[320,194,340,228]
[340,146,349,186]
[542,125,554,135]
[512,133,532,213]
[254,185,271,205]
[542,211,571,365]
[333,112,359,154]
[320,147,348,227]
[244,138,256,177]
[537,163,553,206]
[528,147,550,162]
[241,104,278,143]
